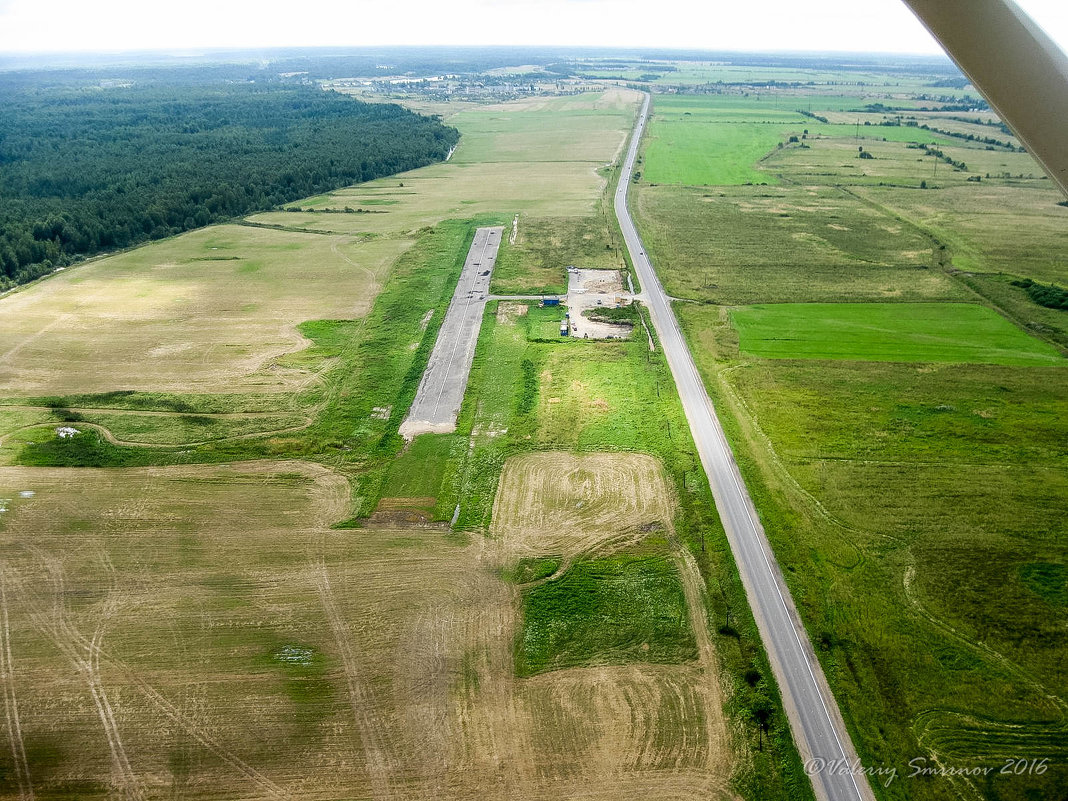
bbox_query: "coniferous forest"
[0,80,459,288]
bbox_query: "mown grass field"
[730,302,1064,365]
[635,184,965,304]
[637,76,1068,801]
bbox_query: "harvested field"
[248,160,613,236]
[491,451,674,560]
[0,226,407,395]
[0,453,734,800]
[0,461,353,800]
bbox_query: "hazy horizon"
[0,0,1065,59]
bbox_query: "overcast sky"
[0,0,1066,57]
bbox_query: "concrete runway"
[614,95,874,801]
[399,226,503,439]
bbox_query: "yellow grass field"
[0,226,407,395]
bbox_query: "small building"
[543,298,560,307]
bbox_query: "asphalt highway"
[614,94,874,801]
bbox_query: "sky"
[0,0,1066,57]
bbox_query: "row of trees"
[0,80,459,288]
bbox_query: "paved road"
[615,95,874,801]
[399,226,503,439]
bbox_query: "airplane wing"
[902,0,1068,196]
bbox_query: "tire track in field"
[331,237,381,301]
[0,314,72,364]
[903,562,1067,717]
[902,559,1067,796]
[0,575,33,801]
[17,548,292,801]
[314,559,397,801]
[23,551,142,801]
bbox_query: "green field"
[518,551,696,676]
[634,184,966,304]
[642,120,784,185]
[730,302,1064,365]
[641,94,961,188]
[676,296,1068,801]
[639,71,1068,800]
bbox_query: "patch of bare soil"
[496,301,529,326]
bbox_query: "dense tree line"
[0,81,459,287]
[1012,278,1068,311]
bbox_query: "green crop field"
[730,302,1064,365]
[640,93,962,188]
